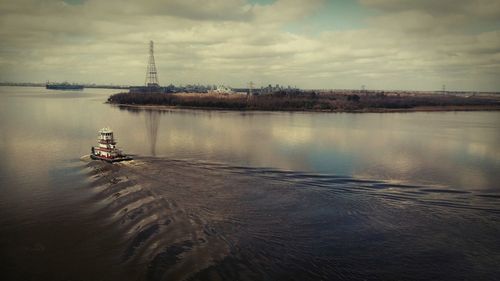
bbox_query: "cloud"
[360,0,500,18]
[83,0,254,21]
[360,0,500,31]
[252,0,325,23]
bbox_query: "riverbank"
[113,103,500,113]
[107,92,500,112]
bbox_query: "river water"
[0,86,499,280]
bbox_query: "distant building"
[210,85,234,94]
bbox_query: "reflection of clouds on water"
[116,107,500,190]
[272,126,313,146]
[145,110,161,156]
[467,142,500,160]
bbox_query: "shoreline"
[107,91,500,113]
[111,103,500,113]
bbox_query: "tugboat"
[91,127,132,162]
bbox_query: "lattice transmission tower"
[145,40,159,87]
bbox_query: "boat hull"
[90,154,133,163]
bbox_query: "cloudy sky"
[0,0,499,91]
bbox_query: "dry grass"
[108,91,500,112]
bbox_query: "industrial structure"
[130,40,167,94]
[145,40,159,87]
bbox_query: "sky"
[0,0,499,91]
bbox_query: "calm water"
[0,86,499,280]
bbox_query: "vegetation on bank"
[107,91,500,111]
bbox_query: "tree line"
[107,91,500,111]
